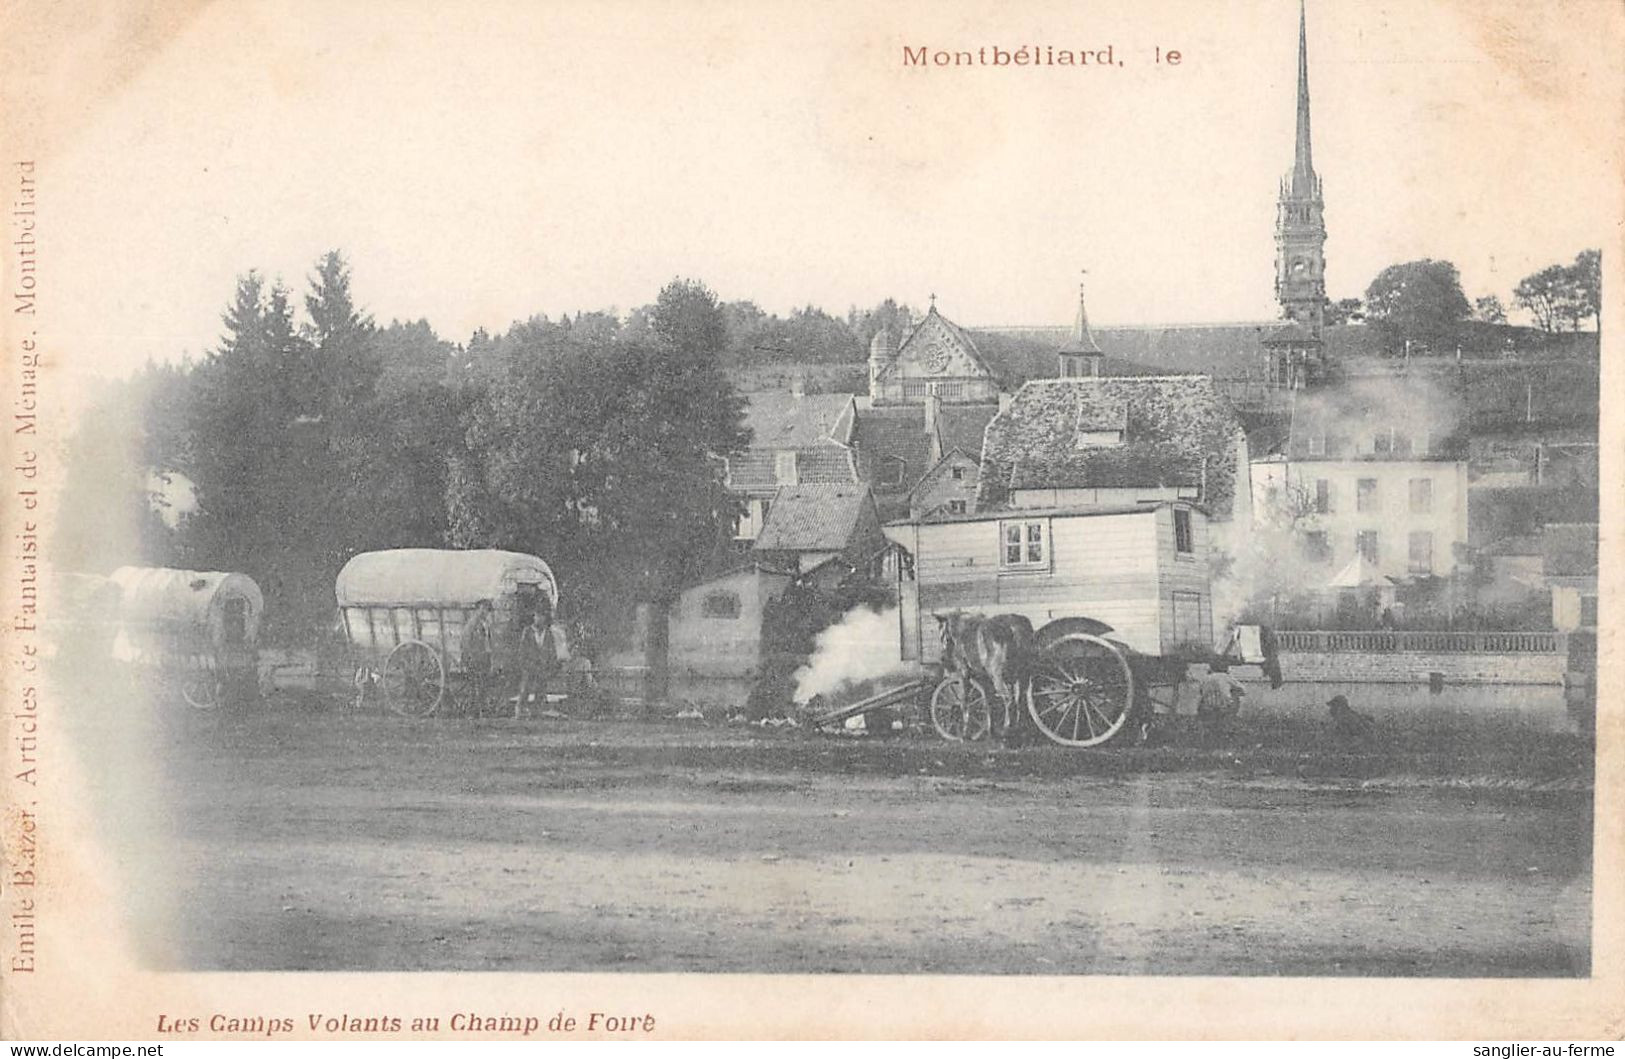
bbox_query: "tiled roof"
[753,485,875,552]
[741,391,854,448]
[852,406,933,494]
[726,449,857,492]
[936,404,999,460]
[978,376,1244,518]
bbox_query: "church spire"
[1291,0,1316,196]
[1058,271,1104,378]
[1059,271,1103,355]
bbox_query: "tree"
[1473,294,1507,325]
[1572,249,1601,331]
[1323,297,1364,326]
[450,279,749,655]
[1513,265,1572,333]
[1363,259,1471,350]
[1514,250,1600,333]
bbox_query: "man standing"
[1196,660,1247,744]
[462,601,495,715]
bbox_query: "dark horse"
[935,611,1038,744]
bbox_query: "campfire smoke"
[792,604,909,704]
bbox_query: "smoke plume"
[792,605,910,704]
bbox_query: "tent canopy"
[335,549,558,609]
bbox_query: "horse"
[934,611,1037,745]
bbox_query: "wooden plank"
[810,680,927,727]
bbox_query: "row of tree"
[59,257,784,650]
[1334,250,1600,350]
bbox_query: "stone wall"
[1276,648,1566,686]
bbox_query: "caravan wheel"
[1025,634,1135,747]
[382,641,445,717]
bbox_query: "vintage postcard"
[1,0,1621,1041]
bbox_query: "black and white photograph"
[1,0,1620,1041]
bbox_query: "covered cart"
[109,566,264,709]
[816,501,1275,747]
[336,548,559,716]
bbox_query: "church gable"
[881,308,993,384]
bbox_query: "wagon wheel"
[930,675,992,743]
[382,640,445,717]
[1025,633,1135,748]
[180,672,221,711]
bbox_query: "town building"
[725,386,858,545]
[977,367,1253,546]
[853,299,1003,520]
[666,560,795,685]
[751,483,886,575]
[1249,380,1470,584]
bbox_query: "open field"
[65,696,1592,977]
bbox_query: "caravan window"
[1000,519,1047,570]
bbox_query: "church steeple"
[1276,0,1327,336]
[1291,0,1315,197]
[1058,272,1104,378]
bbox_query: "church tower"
[1275,0,1327,335]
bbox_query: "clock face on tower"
[1291,258,1309,277]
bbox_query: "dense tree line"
[58,255,913,649]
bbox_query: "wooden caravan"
[336,548,559,716]
[886,501,1213,663]
[109,566,265,709]
[877,501,1232,747]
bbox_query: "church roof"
[977,376,1245,519]
[878,305,995,382]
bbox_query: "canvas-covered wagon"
[109,566,264,709]
[825,500,1275,747]
[336,548,559,717]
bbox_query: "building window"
[1173,508,1194,554]
[878,456,905,488]
[1409,477,1433,514]
[1580,594,1598,627]
[1301,530,1330,563]
[1407,531,1434,575]
[950,466,965,481]
[1357,531,1380,566]
[701,591,742,619]
[948,500,967,514]
[1372,432,1391,456]
[1314,479,1332,515]
[774,451,798,485]
[1306,433,1326,456]
[1356,478,1378,513]
[1001,519,1047,569]
[1172,591,1204,644]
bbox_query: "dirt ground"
[76,701,1592,976]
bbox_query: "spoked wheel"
[930,675,992,742]
[382,640,446,717]
[180,672,221,711]
[1025,633,1135,748]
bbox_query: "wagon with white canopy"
[335,548,559,717]
[109,566,264,709]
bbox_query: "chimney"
[924,386,940,440]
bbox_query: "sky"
[13,0,1623,379]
